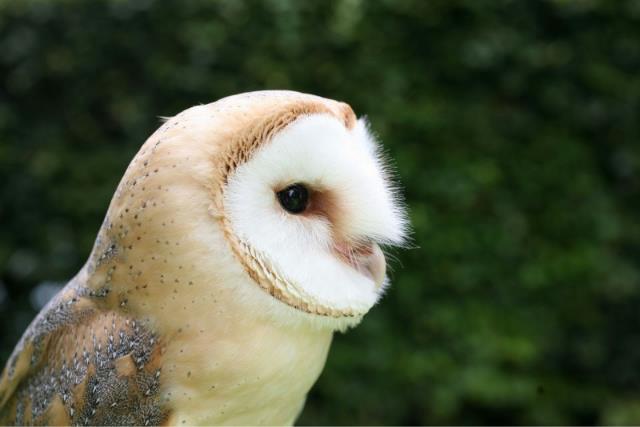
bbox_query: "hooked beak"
[334,241,387,289]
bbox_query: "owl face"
[222,112,408,325]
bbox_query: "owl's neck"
[162,300,334,425]
[77,167,337,424]
[80,228,334,425]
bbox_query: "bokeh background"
[1,0,639,424]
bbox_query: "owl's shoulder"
[0,278,169,425]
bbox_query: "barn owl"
[0,91,408,425]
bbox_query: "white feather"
[223,113,408,326]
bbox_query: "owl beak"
[363,243,387,289]
[334,240,387,288]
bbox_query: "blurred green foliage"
[1,0,639,424]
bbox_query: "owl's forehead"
[211,91,358,177]
[212,90,357,130]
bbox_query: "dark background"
[1,0,639,424]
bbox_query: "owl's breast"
[161,315,333,425]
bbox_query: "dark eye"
[276,183,309,214]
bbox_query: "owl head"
[91,91,408,332]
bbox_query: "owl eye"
[277,183,309,214]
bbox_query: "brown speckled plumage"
[0,279,166,426]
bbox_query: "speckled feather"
[0,277,166,426]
